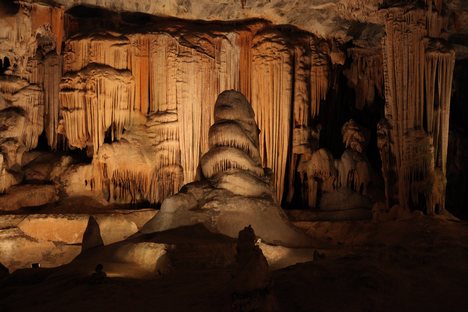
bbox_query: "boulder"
[258,242,315,270]
[113,242,169,273]
[0,228,81,271]
[18,214,89,244]
[94,214,138,245]
[113,209,158,230]
[0,184,58,211]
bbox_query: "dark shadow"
[0,0,20,16]
[81,216,104,251]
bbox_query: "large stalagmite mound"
[143,90,312,247]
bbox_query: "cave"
[0,0,467,311]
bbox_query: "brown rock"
[18,214,89,244]
[0,184,58,211]
[0,228,81,271]
[94,214,139,245]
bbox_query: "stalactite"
[148,33,178,113]
[60,30,243,202]
[0,2,64,177]
[30,4,64,55]
[344,48,383,109]
[216,32,240,94]
[293,46,311,134]
[310,42,329,118]
[426,0,448,38]
[377,119,393,209]
[59,65,135,152]
[129,34,151,114]
[251,32,292,201]
[147,111,184,202]
[297,148,336,209]
[381,5,455,213]
[63,33,129,73]
[42,16,340,206]
[425,42,455,175]
[176,44,217,184]
[9,85,44,150]
[43,54,62,149]
[424,41,455,213]
[238,30,252,101]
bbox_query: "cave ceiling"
[14,0,467,58]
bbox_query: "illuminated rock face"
[0,0,464,217]
[380,3,456,214]
[56,28,330,204]
[0,2,337,206]
[0,210,157,271]
[143,91,311,247]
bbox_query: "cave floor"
[1,216,468,312]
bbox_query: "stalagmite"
[298,148,336,209]
[3,1,458,215]
[59,29,245,203]
[143,90,311,247]
[297,119,370,209]
[89,109,183,204]
[341,119,369,154]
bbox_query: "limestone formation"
[0,0,464,221]
[344,47,384,110]
[231,225,276,312]
[0,210,157,271]
[297,119,371,210]
[143,91,311,247]
[380,3,456,213]
[0,184,57,211]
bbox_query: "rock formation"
[231,225,277,312]
[380,2,456,213]
[297,119,371,210]
[0,0,465,216]
[142,90,311,247]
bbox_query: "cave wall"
[0,0,465,216]
[0,2,338,205]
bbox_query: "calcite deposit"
[0,1,467,311]
[143,91,312,247]
[0,0,465,218]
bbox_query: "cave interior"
[0,0,468,311]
